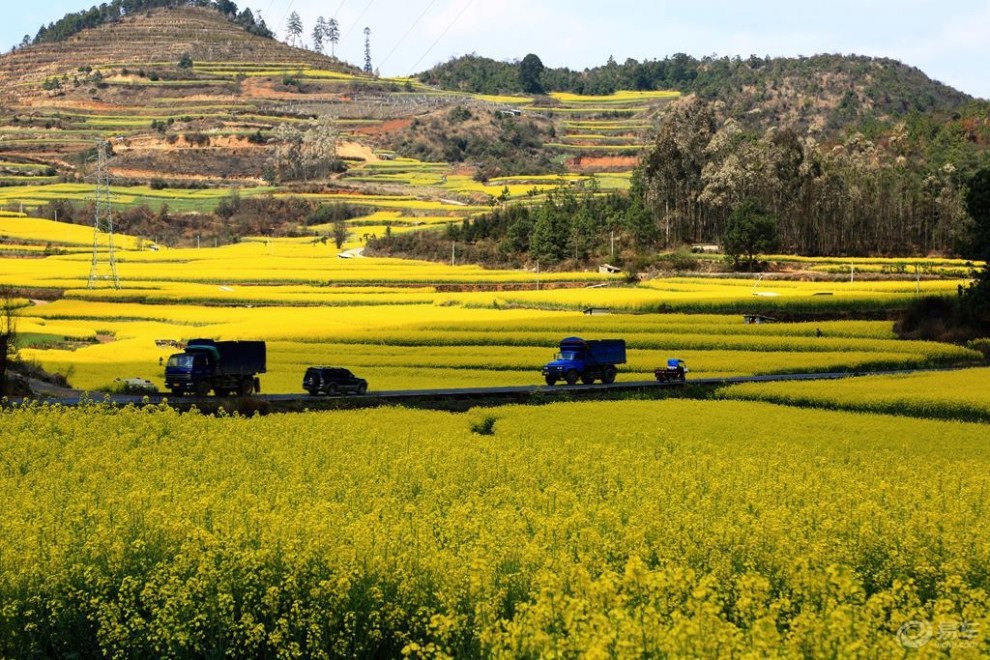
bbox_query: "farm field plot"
[2,399,989,656]
[0,183,276,214]
[0,217,981,393]
[15,298,980,392]
[0,214,141,249]
[489,277,965,313]
[721,367,990,422]
[0,237,616,287]
[1,234,964,294]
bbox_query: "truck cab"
[164,351,213,395]
[543,343,588,385]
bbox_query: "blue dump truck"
[165,339,266,397]
[542,337,626,386]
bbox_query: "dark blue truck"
[164,339,266,397]
[542,337,626,386]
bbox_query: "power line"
[342,0,375,43]
[275,0,297,42]
[378,0,440,70]
[264,0,278,24]
[407,0,474,75]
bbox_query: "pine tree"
[286,11,303,47]
[312,16,326,53]
[326,18,340,57]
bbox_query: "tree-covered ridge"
[418,53,974,133]
[371,97,990,266]
[31,0,272,46]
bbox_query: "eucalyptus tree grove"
[637,99,973,256]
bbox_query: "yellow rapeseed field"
[13,295,980,392]
[721,367,990,422]
[1,399,988,656]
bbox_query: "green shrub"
[470,415,497,435]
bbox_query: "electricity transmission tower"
[88,140,119,289]
[363,27,372,74]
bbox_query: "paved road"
[9,367,955,410]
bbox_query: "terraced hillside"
[0,5,683,256]
[0,7,354,90]
[546,91,678,171]
[0,8,366,180]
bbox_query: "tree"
[519,53,545,94]
[312,17,326,53]
[965,167,990,261]
[0,286,17,396]
[268,123,304,182]
[638,98,717,247]
[723,199,778,269]
[326,18,340,57]
[286,11,303,47]
[529,187,574,263]
[332,219,348,249]
[959,167,990,331]
[624,173,657,246]
[215,0,237,17]
[301,115,340,179]
[363,27,372,73]
[268,115,341,182]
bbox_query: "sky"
[4,0,990,99]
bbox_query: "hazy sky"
[5,0,989,99]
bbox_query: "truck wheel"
[238,378,254,396]
[581,375,595,385]
[306,388,319,396]
[170,387,184,397]
[326,384,338,396]
[564,370,578,385]
[545,376,557,386]
[602,367,617,384]
[194,381,210,397]
[357,383,367,395]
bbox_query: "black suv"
[303,367,368,396]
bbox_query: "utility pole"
[88,140,119,289]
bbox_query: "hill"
[418,53,974,135]
[0,4,987,263]
[0,6,380,187]
[0,6,355,92]
[0,5,665,193]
